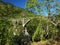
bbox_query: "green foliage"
[26,0,60,15]
[26,18,40,39]
[32,18,47,41]
[0,19,11,45]
[26,0,60,41]
[0,18,23,45]
[12,31,31,45]
[26,0,38,8]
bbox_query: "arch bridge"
[8,17,41,35]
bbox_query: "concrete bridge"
[8,17,41,35]
[8,16,60,41]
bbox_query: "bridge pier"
[21,18,31,36]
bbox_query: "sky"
[3,0,26,8]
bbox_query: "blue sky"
[3,0,26,8]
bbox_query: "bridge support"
[21,18,31,36]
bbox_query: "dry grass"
[31,40,60,45]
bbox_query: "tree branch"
[50,21,57,26]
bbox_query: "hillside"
[0,1,38,18]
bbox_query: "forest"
[0,0,60,45]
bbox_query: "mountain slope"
[0,1,37,18]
